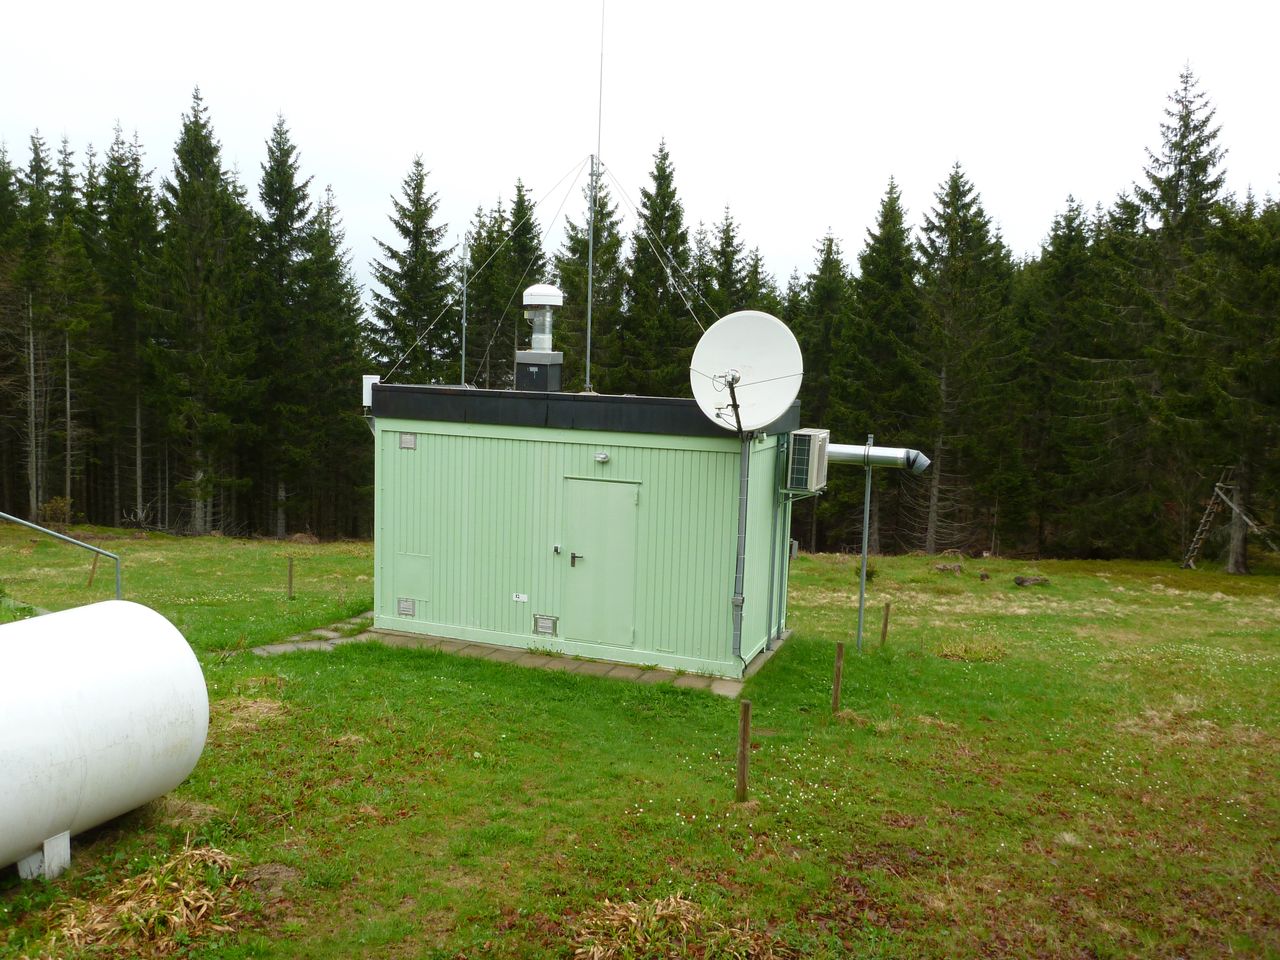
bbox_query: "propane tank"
[0,601,208,879]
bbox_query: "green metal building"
[369,384,801,678]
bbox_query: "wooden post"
[831,641,845,714]
[87,553,99,588]
[879,601,892,649]
[287,556,295,600]
[735,699,752,803]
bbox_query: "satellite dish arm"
[828,443,931,474]
[725,374,744,438]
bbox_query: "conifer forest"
[0,71,1275,567]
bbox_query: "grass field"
[1,526,1277,958]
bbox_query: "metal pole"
[460,235,468,385]
[730,433,751,661]
[0,510,122,600]
[856,433,873,653]
[765,436,781,649]
[584,155,596,392]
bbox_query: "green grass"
[1,532,1277,958]
[0,525,372,652]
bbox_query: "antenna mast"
[460,233,469,385]
[585,0,605,392]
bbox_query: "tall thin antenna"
[460,233,469,385]
[455,232,465,384]
[585,0,605,393]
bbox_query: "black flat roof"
[371,384,801,438]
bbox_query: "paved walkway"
[252,614,745,698]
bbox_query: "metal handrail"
[0,511,122,600]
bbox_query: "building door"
[561,478,638,647]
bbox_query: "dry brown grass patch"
[211,696,285,733]
[32,845,242,958]
[572,894,797,959]
[937,638,1006,662]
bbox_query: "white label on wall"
[512,593,528,602]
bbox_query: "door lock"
[570,552,584,567]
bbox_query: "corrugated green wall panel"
[375,418,790,676]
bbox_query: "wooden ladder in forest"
[1181,467,1278,569]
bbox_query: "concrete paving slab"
[433,639,467,653]
[606,665,644,680]
[673,674,713,690]
[573,660,616,678]
[483,647,524,663]
[453,645,492,659]
[709,679,744,698]
[330,635,367,646]
[514,653,552,668]
[635,670,674,685]
[310,629,341,640]
[379,635,430,650]
[537,658,576,672]
[254,642,301,656]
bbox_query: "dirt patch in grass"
[34,845,243,958]
[572,894,798,959]
[937,639,1006,662]
[211,697,286,733]
[241,862,301,917]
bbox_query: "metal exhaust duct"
[828,443,931,474]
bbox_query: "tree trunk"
[26,298,38,518]
[276,480,287,538]
[925,438,943,554]
[135,395,144,521]
[112,447,120,525]
[925,366,946,555]
[64,332,72,504]
[868,486,881,555]
[1226,463,1250,575]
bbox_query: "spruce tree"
[0,146,25,515]
[296,187,370,536]
[502,179,546,379]
[369,156,455,384]
[741,248,781,315]
[793,234,853,549]
[253,116,313,535]
[841,178,926,551]
[98,128,161,526]
[914,164,1016,553]
[460,201,509,388]
[1136,67,1226,245]
[156,89,257,533]
[16,133,56,518]
[624,141,695,396]
[709,206,745,318]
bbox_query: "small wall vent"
[787,428,829,492]
[399,433,417,450]
[397,597,416,617]
[532,614,558,637]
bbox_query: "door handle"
[570,552,584,567]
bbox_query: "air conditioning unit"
[787,428,829,492]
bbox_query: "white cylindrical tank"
[0,601,208,873]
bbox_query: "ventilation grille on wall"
[399,432,417,450]
[532,614,558,637]
[787,428,829,492]
[397,597,416,617]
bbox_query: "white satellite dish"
[689,310,803,432]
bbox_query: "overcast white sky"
[4,0,1277,302]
